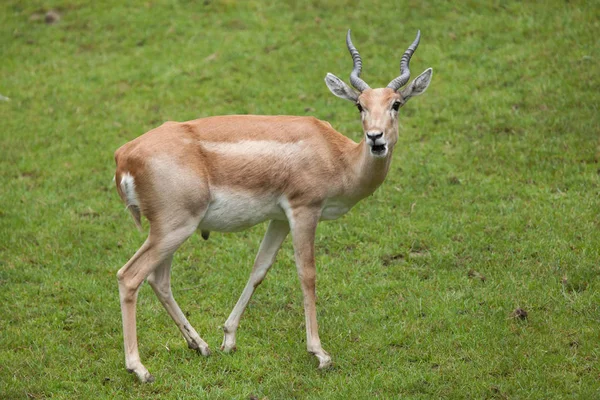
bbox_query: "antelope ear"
[400,68,433,102]
[325,73,359,102]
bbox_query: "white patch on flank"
[120,173,139,208]
[201,140,305,158]
[199,187,285,232]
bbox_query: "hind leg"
[117,216,201,383]
[147,255,211,356]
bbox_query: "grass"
[1,0,599,398]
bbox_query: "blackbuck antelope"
[114,30,432,382]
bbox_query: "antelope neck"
[342,138,393,199]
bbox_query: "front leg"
[221,220,289,352]
[286,206,332,369]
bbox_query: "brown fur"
[114,114,390,216]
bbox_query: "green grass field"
[1,1,599,398]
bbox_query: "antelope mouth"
[370,144,387,157]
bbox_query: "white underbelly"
[199,189,285,232]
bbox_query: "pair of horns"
[346,29,421,92]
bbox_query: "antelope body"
[114,30,432,382]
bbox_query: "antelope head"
[325,30,432,158]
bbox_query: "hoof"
[188,341,211,357]
[221,333,237,353]
[199,346,212,357]
[128,368,155,383]
[220,344,237,353]
[312,351,332,369]
[318,357,333,369]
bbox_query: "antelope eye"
[356,103,364,113]
[392,101,401,111]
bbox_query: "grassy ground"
[1,0,599,398]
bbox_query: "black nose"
[367,132,383,141]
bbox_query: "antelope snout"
[366,131,388,157]
[366,131,384,144]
